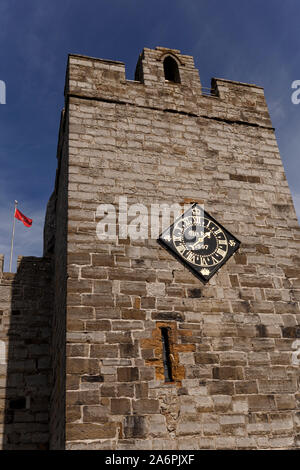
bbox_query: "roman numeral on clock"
[217,248,226,257]
[176,244,185,254]
[186,252,195,263]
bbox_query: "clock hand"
[190,239,203,249]
[190,231,211,249]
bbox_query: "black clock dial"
[173,216,228,267]
[158,203,240,283]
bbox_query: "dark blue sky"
[0,0,299,271]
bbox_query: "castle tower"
[1,46,300,450]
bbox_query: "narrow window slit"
[160,327,173,382]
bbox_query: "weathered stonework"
[0,256,53,449]
[0,46,300,449]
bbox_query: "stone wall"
[46,109,69,449]
[0,255,53,449]
[62,47,300,449]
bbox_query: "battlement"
[65,46,272,128]
[0,254,52,281]
[0,254,16,282]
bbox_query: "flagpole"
[9,200,18,273]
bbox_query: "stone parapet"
[66,47,271,129]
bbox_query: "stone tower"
[1,46,300,450]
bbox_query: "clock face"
[158,203,240,283]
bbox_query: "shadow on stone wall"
[2,257,53,449]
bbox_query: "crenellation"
[66,49,273,130]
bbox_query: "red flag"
[15,208,32,227]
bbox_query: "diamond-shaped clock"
[157,203,241,284]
